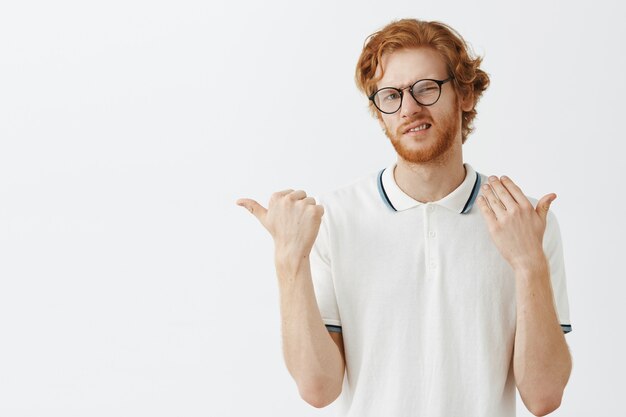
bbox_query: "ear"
[459,91,475,113]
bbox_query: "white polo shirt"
[310,161,571,417]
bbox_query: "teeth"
[409,124,430,132]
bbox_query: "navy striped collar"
[377,162,482,214]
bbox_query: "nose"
[400,89,423,118]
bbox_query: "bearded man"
[237,18,572,417]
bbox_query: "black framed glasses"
[368,76,454,114]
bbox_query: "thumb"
[536,193,556,222]
[236,198,268,225]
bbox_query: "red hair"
[355,19,490,143]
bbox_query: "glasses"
[368,77,454,114]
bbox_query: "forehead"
[376,47,448,88]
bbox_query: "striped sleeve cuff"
[326,324,342,333]
[326,324,570,334]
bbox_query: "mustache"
[396,119,433,137]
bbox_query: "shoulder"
[478,171,561,224]
[315,168,381,209]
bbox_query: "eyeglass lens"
[373,80,442,113]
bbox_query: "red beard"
[384,106,461,164]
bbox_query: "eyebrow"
[378,76,440,90]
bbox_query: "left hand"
[477,175,556,271]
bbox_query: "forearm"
[275,253,344,406]
[513,256,572,415]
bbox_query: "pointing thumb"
[236,198,268,224]
[536,193,556,222]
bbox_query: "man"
[237,18,572,417]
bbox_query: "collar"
[376,162,482,214]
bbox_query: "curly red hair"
[355,19,490,143]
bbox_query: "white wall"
[1,0,624,415]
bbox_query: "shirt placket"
[423,203,438,279]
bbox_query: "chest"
[330,207,517,328]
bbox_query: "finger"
[275,189,295,196]
[476,195,497,223]
[236,198,268,224]
[267,188,293,209]
[499,176,531,209]
[300,196,317,205]
[487,176,517,210]
[481,183,506,219]
[270,189,295,205]
[535,193,556,223]
[287,189,307,200]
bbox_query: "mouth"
[403,122,432,135]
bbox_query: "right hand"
[236,189,325,259]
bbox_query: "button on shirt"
[310,162,571,417]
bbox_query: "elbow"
[301,393,334,409]
[526,393,563,416]
[298,378,342,408]
[521,358,571,415]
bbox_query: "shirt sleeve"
[543,210,572,334]
[309,196,342,333]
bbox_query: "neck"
[393,147,465,203]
